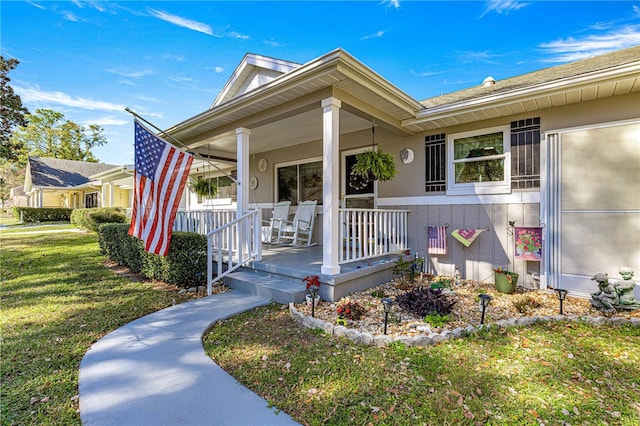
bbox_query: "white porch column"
[109,183,115,207]
[321,97,341,275]
[236,127,251,216]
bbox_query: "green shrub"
[71,207,127,232]
[13,207,73,223]
[98,224,207,287]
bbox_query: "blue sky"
[2,0,639,166]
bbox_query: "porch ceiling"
[189,108,372,159]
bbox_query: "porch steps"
[222,269,308,304]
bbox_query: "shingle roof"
[420,45,640,109]
[28,157,118,188]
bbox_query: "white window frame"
[447,125,511,195]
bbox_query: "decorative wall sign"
[400,148,414,164]
[258,158,268,172]
[249,176,259,190]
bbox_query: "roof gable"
[27,157,118,188]
[211,53,301,107]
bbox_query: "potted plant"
[493,266,519,294]
[302,275,321,308]
[190,177,217,198]
[351,149,398,182]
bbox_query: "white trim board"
[378,192,540,206]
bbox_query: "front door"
[341,147,377,209]
[545,120,640,295]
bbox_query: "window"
[196,171,237,203]
[447,126,510,195]
[425,118,540,195]
[425,133,446,192]
[511,118,540,189]
[276,159,322,206]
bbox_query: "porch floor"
[257,244,403,280]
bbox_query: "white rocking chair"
[262,201,291,243]
[279,200,317,246]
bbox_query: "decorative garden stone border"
[289,303,640,347]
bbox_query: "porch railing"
[206,209,262,295]
[339,208,410,263]
[173,209,237,234]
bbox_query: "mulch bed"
[296,276,640,337]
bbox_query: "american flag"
[128,120,193,256]
[427,226,447,255]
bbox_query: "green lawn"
[2,225,639,425]
[0,228,194,425]
[205,305,640,425]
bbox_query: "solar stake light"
[308,286,319,317]
[382,298,394,335]
[478,293,493,325]
[555,288,568,315]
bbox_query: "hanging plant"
[190,177,217,198]
[351,149,398,182]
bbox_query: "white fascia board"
[407,62,640,126]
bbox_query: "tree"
[12,109,107,165]
[1,56,30,162]
[0,160,24,209]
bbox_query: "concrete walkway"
[79,291,300,425]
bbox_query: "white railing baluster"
[337,208,410,265]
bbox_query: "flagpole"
[125,107,239,185]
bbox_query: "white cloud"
[106,68,153,78]
[16,85,124,112]
[480,0,529,18]
[214,66,224,74]
[62,11,82,22]
[26,1,46,10]
[456,50,500,64]
[382,0,400,10]
[361,30,385,41]
[147,8,217,37]
[228,31,250,40]
[133,94,161,103]
[539,25,640,62]
[265,39,283,47]
[161,54,185,62]
[82,116,128,127]
[411,69,445,78]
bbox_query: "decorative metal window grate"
[425,133,446,192]
[510,117,540,189]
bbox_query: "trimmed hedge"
[71,207,128,232]
[98,223,207,288]
[13,207,73,223]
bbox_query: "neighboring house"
[9,186,29,207]
[23,157,117,209]
[166,46,639,297]
[89,165,135,214]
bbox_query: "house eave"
[404,61,640,131]
[165,48,423,142]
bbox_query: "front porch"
[236,244,409,303]
[173,207,411,302]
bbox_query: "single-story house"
[23,157,118,209]
[164,46,638,300]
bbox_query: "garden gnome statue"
[590,268,640,313]
[590,273,618,314]
[613,267,640,310]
